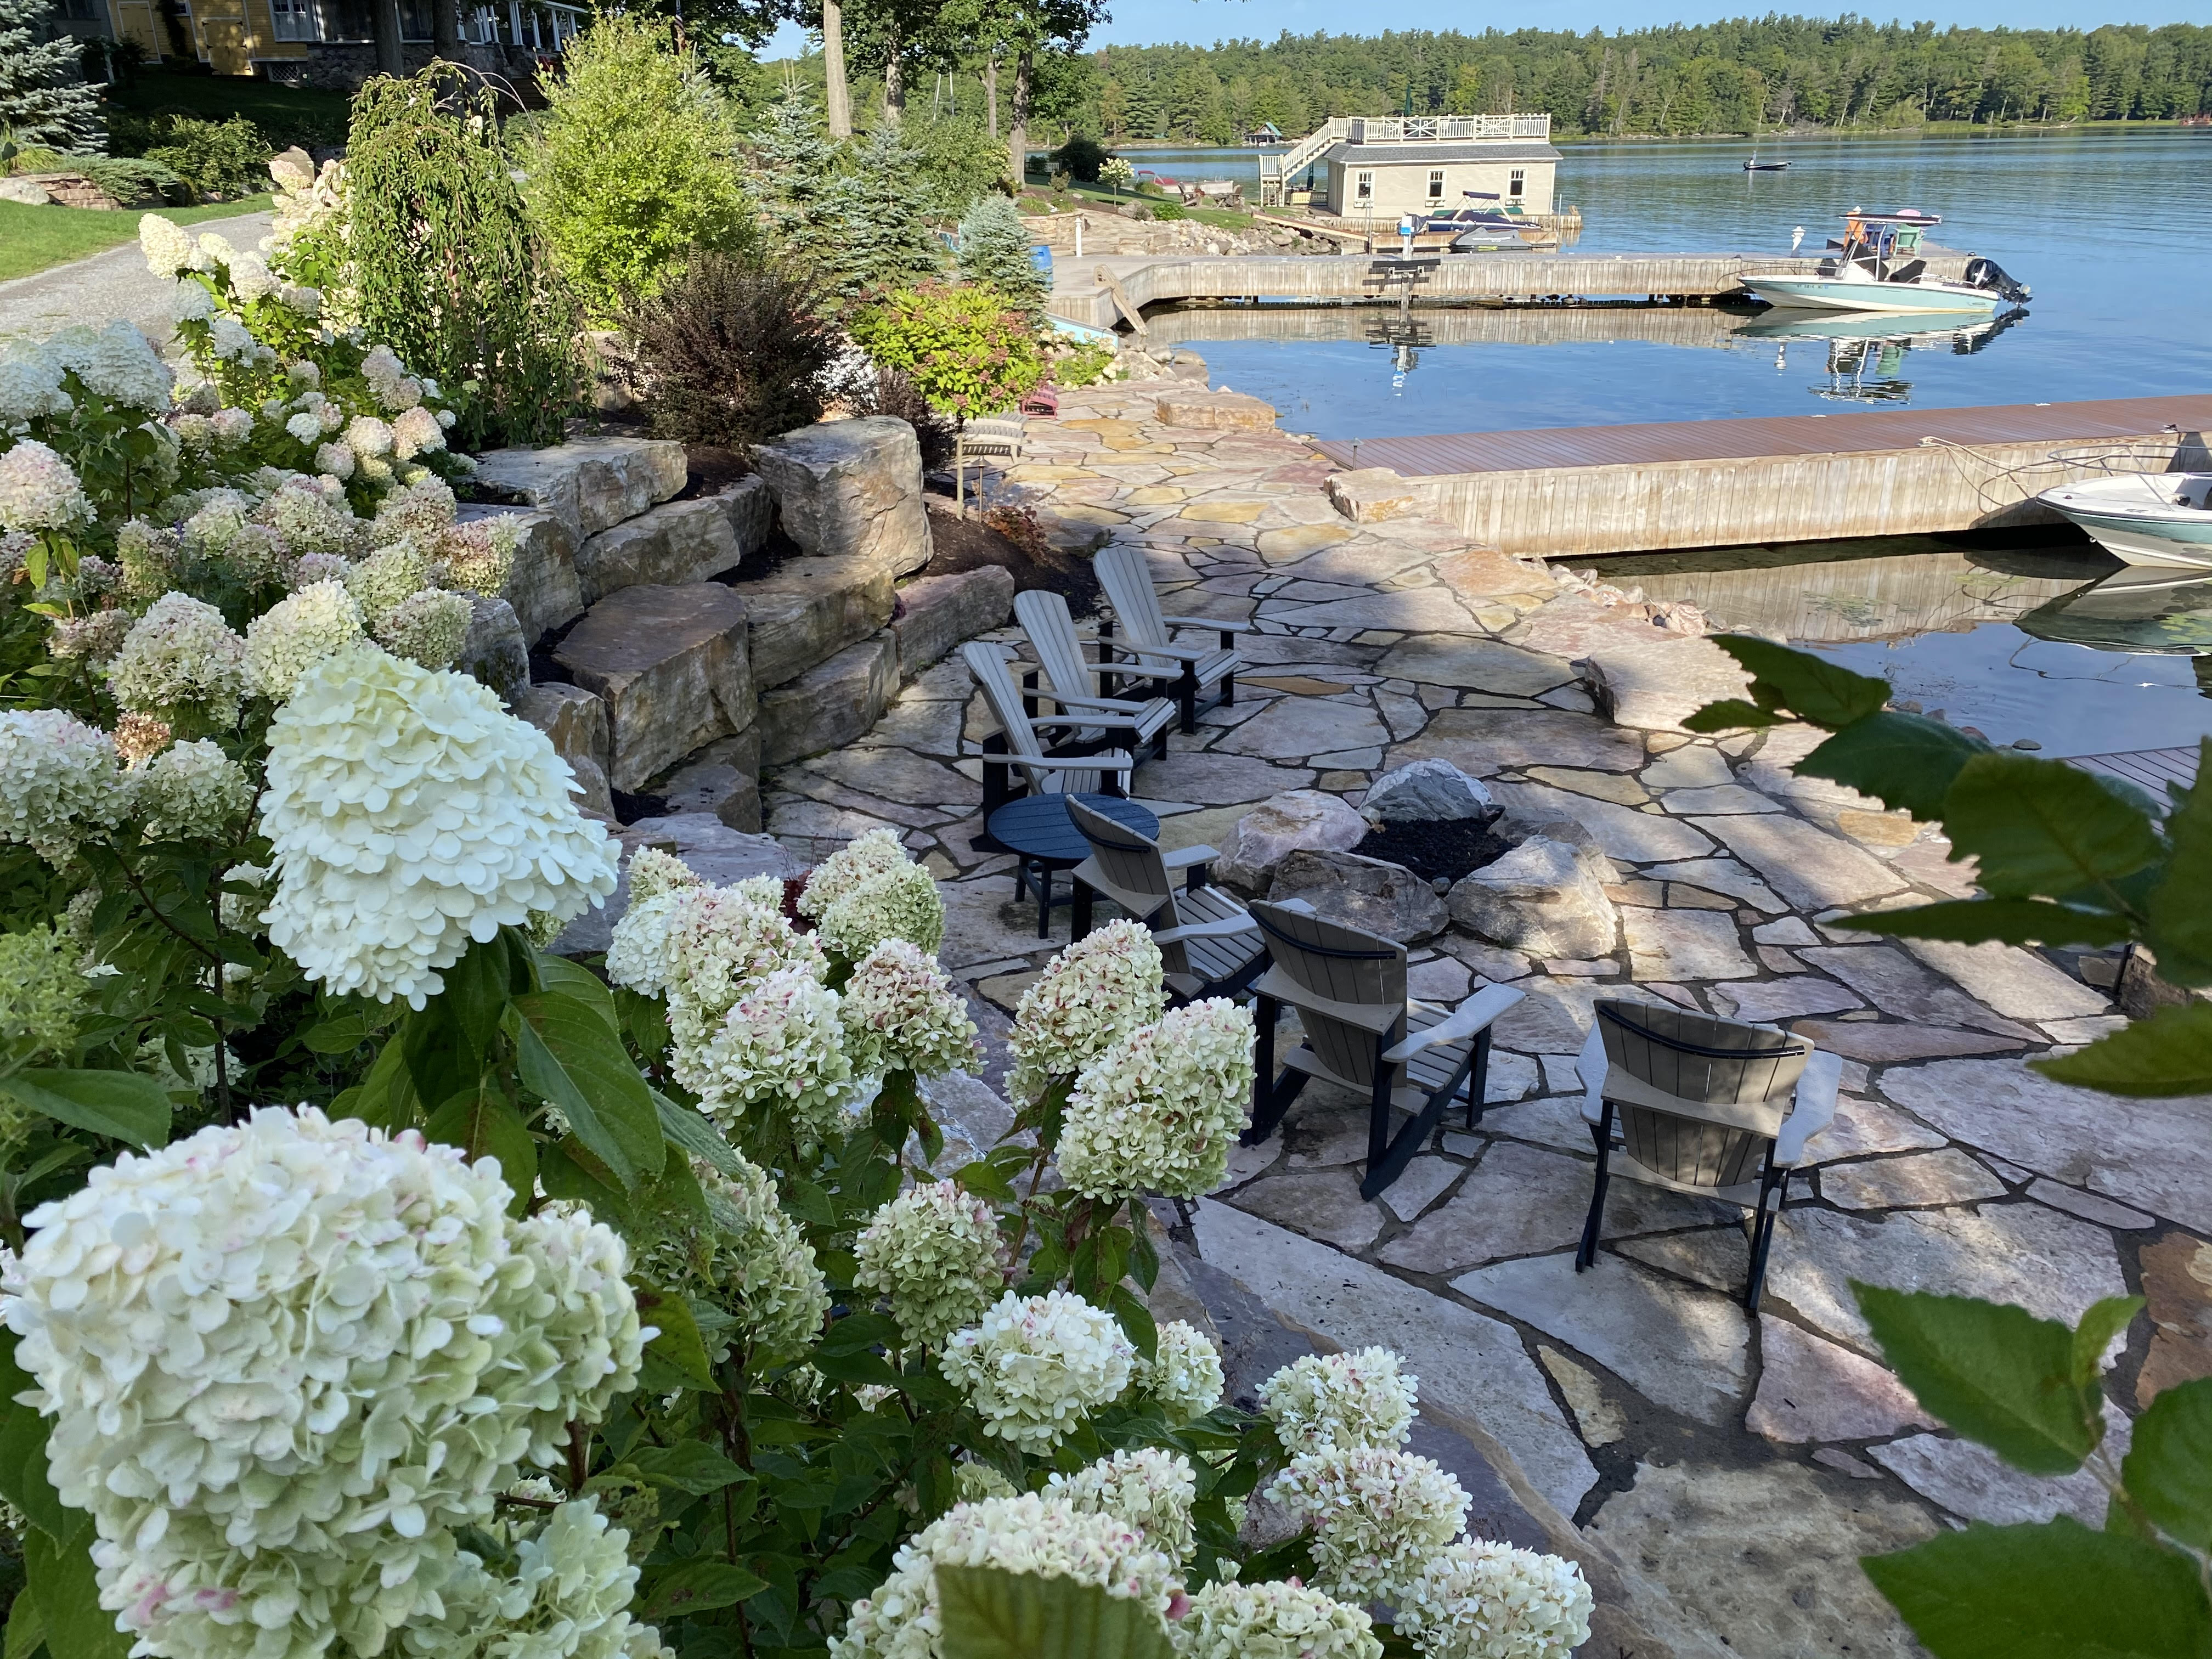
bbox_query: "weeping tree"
[345,64,581,450]
[0,0,103,153]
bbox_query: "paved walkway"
[766,385,2212,1658]
[0,209,272,345]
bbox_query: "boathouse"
[1261,115,1561,215]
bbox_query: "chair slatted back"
[1066,798,1193,976]
[1095,544,1175,650]
[1620,1111,1769,1189]
[1250,901,1407,1091]
[1014,590,1097,708]
[1594,1001,1809,1191]
[962,642,1104,795]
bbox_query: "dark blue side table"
[985,793,1160,939]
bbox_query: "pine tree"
[0,0,104,153]
[955,194,1046,314]
[752,93,845,274]
[821,123,943,298]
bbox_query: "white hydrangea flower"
[1269,1448,1470,1606]
[347,413,396,458]
[689,966,854,1143]
[606,893,685,996]
[1060,998,1255,1201]
[315,439,357,479]
[838,939,979,1079]
[347,537,435,626]
[375,586,472,670]
[854,1180,1007,1350]
[171,281,213,322]
[797,827,911,919]
[831,1492,1179,1659]
[246,579,366,702]
[940,1291,1135,1453]
[285,410,322,443]
[1007,920,1166,1105]
[407,1497,669,1659]
[0,439,93,532]
[0,345,73,425]
[1049,1447,1198,1563]
[258,644,618,1005]
[206,316,256,363]
[137,212,195,275]
[1259,1348,1418,1457]
[108,591,249,727]
[180,488,251,555]
[227,249,278,302]
[628,845,701,904]
[819,861,944,962]
[2,1108,645,1659]
[1392,1541,1594,1659]
[43,321,173,412]
[210,405,255,445]
[1132,1320,1225,1427]
[645,1154,828,1364]
[392,404,446,460]
[128,738,251,840]
[372,475,458,544]
[254,472,362,557]
[663,883,827,1064]
[1177,1579,1381,1659]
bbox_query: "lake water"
[1158,130,2212,440]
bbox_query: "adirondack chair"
[960,642,1134,816]
[1093,544,1248,732]
[1574,1000,1841,1312]
[1242,901,1527,1200]
[1012,590,1175,763]
[1065,796,1265,1004]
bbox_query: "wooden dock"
[1314,396,2212,559]
[1142,302,1747,351]
[2071,744,2202,797]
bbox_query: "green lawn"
[104,68,351,150]
[0,194,275,284]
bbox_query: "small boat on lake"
[1740,210,2030,315]
[2039,470,2212,571]
[1743,154,1790,171]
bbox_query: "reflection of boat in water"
[2037,469,2212,571]
[1739,210,2030,315]
[1730,305,2029,405]
[2018,566,2212,653]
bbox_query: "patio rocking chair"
[1242,900,1526,1200]
[1574,1000,1841,1312]
[960,642,1135,818]
[1093,544,1249,733]
[1065,796,1265,1005]
[1013,590,1176,764]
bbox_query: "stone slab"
[1711,977,1863,1023]
[473,435,686,539]
[1582,634,1753,733]
[1790,1020,2027,1064]
[459,504,581,644]
[2138,1231,2212,1404]
[1391,708,1647,776]
[1623,909,1754,981]
[1901,938,2111,1022]
[1797,945,2035,1038]
[1216,696,1390,759]
[1324,465,1424,521]
[1499,782,1715,866]
[1819,1150,2006,1211]
[753,416,932,578]
[1746,1316,1937,1443]
[755,632,900,765]
[893,566,1016,676]
[728,556,896,690]
[552,584,754,793]
[1269,848,1446,943]
[1871,1425,2129,1526]
[1155,389,1277,430]
[1690,814,1908,912]
[574,494,746,605]
[1376,636,1573,696]
[1227,1168,1383,1250]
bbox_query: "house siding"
[1322,146,1558,218]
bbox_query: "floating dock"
[2072,745,2202,796]
[1314,396,2212,560]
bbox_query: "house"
[1261,115,1560,216]
[1242,122,1285,146]
[57,0,582,84]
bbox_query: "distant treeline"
[1057,18,2212,143]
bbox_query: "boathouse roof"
[1319,140,1563,167]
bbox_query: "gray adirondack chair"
[961,642,1135,816]
[1574,1000,1841,1311]
[1093,544,1247,732]
[1242,900,1526,1200]
[1065,797,1265,1005]
[1012,590,1175,763]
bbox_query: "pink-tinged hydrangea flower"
[1269,1448,1470,1605]
[831,1492,1180,1659]
[854,1180,1007,1350]
[439,516,518,596]
[1006,920,1165,1105]
[1258,1347,1418,1457]
[371,475,458,545]
[314,439,357,479]
[686,965,853,1144]
[1049,1448,1199,1563]
[346,413,395,458]
[662,883,826,1060]
[257,643,617,1005]
[1059,998,1255,1201]
[374,586,472,671]
[838,938,979,1080]
[644,1153,828,1364]
[1131,1319,1225,1427]
[1392,1540,1594,1659]
[108,591,249,727]
[1177,1579,1381,1659]
[797,827,911,918]
[0,439,93,532]
[818,861,944,962]
[403,1496,672,1659]
[940,1290,1135,1453]
[208,404,254,444]
[392,404,447,460]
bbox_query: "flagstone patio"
[760,384,2212,1658]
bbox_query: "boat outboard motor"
[1963,257,2032,302]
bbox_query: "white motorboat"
[1740,210,2030,316]
[2038,471,2212,571]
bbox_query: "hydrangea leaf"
[1849,899,2135,949]
[935,1564,1177,1659]
[3,1583,43,1659]
[1941,754,2164,901]
[1799,712,1988,821]
[2123,1378,2212,1550]
[652,1088,742,1176]
[4,1068,170,1149]
[1709,636,1892,729]
[633,1284,716,1392]
[0,1334,67,1541]
[624,1442,753,1496]
[515,989,664,1187]
[640,1559,769,1622]
[23,1517,129,1659]
[424,1087,535,1212]
[2033,1005,2212,1098]
[2145,746,2212,988]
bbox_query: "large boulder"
[1447,836,1620,960]
[753,416,932,579]
[1324,466,1424,523]
[1269,850,1447,944]
[574,494,749,605]
[552,584,754,793]
[458,504,580,644]
[1362,758,1496,825]
[727,556,895,690]
[1218,790,1369,893]
[457,595,528,701]
[472,436,687,541]
[512,682,615,823]
[893,566,1017,676]
[1153,389,1277,431]
[654,729,764,834]
[755,632,899,764]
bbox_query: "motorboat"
[2038,470,2212,571]
[1740,210,2030,315]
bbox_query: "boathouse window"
[1509,169,1526,198]
[269,0,315,38]
[1427,170,1446,200]
[1355,171,1374,202]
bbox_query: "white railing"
[1261,113,1551,196]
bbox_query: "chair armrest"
[927,750,1133,777]
[1161,845,1218,869]
[1114,640,1218,664]
[1049,693,1159,717]
[1578,1022,1607,1125]
[1161,615,1251,635]
[1383,983,1526,1063]
[1030,709,1151,732]
[1153,914,1260,945]
[1775,1050,1844,1166]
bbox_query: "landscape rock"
[727,556,896,689]
[1449,836,1620,960]
[573,495,744,604]
[1218,790,1369,891]
[1361,758,1496,824]
[512,681,611,778]
[1690,814,1907,911]
[1153,388,1277,431]
[457,596,528,699]
[1819,1150,2006,1211]
[553,814,804,956]
[1392,707,1647,775]
[1871,1426,2128,1526]
[1622,909,1753,981]
[755,631,900,764]
[1324,466,1425,522]
[1745,1316,1936,1443]
[753,416,932,578]
[1374,636,1572,695]
[552,584,754,793]
[2137,1232,2212,1404]
[654,729,764,834]
[1268,849,1447,943]
[1582,634,1753,732]
[472,436,686,540]
[892,566,1017,675]
[565,755,617,823]
[460,505,580,643]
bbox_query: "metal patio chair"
[1574,1000,1841,1312]
[1242,900,1526,1200]
[1012,590,1175,764]
[960,642,1134,816]
[1065,796,1265,1005]
[953,416,1024,509]
[1093,544,1248,733]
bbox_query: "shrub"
[137,114,268,198]
[1152,198,1188,220]
[850,281,1046,419]
[74,153,187,204]
[907,112,1005,217]
[1048,134,1109,182]
[523,14,754,324]
[1053,338,1116,387]
[860,365,956,471]
[955,194,1048,315]
[0,0,102,151]
[625,249,838,452]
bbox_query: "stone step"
[891,566,1015,675]
[472,436,686,540]
[753,416,932,579]
[726,556,895,690]
[576,479,772,605]
[552,584,754,793]
[756,631,898,765]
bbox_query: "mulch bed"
[1352,816,1513,885]
[678,442,751,498]
[920,501,1103,617]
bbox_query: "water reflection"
[1592,534,2212,755]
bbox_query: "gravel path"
[0,210,274,345]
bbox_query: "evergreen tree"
[820,123,943,297]
[751,93,845,274]
[0,0,103,153]
[955,194,1046,314]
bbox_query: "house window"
[1427,170,1446,200]
[269,0,314,38]
[1509,168,1526,198]
[1355,171,1374,202]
